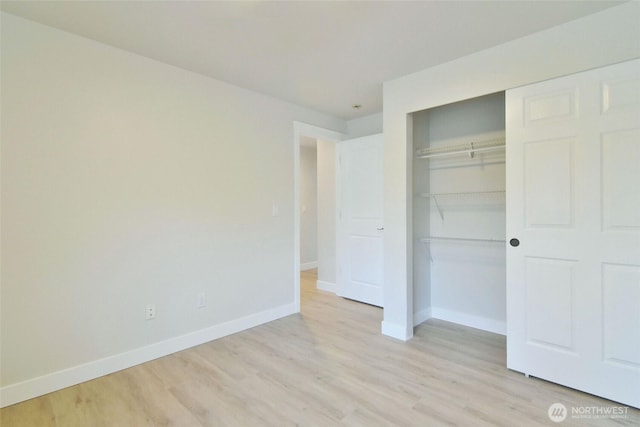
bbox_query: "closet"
[408,59,639,408]
[412,92,507,334]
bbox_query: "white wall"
[299,145,318,267]
[346,112,383,139]
[412,110,431,321]
[1,13,345,406]
[316,139,337,291]
[382,2,640,340]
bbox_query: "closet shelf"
[420,237,506,245]
[416,137,505,160]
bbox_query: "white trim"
[0,303,296,408]
[293,121,345,314]
[413,307,432,326]
[300,261,318,271]
[316,280,336,293]
[431,307,506,335]
[381,320,413,341]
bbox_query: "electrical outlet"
[146,304,156,320]
[197,293,206,308]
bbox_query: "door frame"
[293,122,344,312]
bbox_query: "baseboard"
[316,280,336,293]
[300,261,318,271]
[0,302,296,408]
[430,307,506,335]
[381,320,413,341]
[413,307,432,326]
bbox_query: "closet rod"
[416,137,505,160]
[416,145,502,159]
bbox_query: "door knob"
[509,238,520,247]
[377,227,384,231]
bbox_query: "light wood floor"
[2,269,638,426]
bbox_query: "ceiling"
[1,1,624,120]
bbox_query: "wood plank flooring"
[2,269,638,426]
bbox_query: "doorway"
[293,122,344,312]
[299,137,319,273]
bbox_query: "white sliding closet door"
[506,59,640,408]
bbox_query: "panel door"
[337,134,384,307]
[506,59,640,407]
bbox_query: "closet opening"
[412,91,507,335]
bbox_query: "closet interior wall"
[412,92,507,334]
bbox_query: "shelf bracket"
[432,195,444,221]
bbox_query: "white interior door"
[506,59,640,408]
[337,134,384,307]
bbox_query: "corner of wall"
[381,320,413,341]
[413,307,432,327]
[346,112,383,139]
